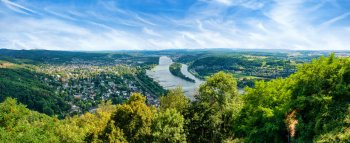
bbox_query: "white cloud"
[210,0,264,9]
[1,0,37,15]
[0,0,349,51]
[0,17,149,50]
[214,0,233,5]
[143,28,161,37]
[321,12,350,28]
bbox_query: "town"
[35,64,165,114]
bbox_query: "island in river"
[169,63,196,83]
[146,56,203,100]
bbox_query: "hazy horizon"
[2,48,350,52]
[1,0,350,51]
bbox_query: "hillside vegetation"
[0,63,70,117]
[1,54,350,142]
[171,50,322,88]
[0,50,166,117]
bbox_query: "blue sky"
[1,0,350,50]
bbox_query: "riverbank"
[146,56,204,100]
[169,63,195,83]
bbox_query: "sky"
[0,0,350,51]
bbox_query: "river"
[146,56,204,100]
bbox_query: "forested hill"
[0,50,166,117]
[0,49,159,65]
[0,62,71,117]
[1,54,350,142]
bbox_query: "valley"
[1,0,350,142]
[147,56,203,100]
[1,49,350,142]
[1,49,344,116]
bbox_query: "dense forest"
[1,54,350,142]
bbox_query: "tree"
[152,109,186,143]
[159,87,190,114]
[236,79,291,142]
[198,71,238,109]
[0,98,60,142]
[97,121,127,143]
[186,71,241,142]
[287,54,350,142]
[185,100,217,143]
[236,54,350,142]
[64,100,116,143]
[101,93,155,143]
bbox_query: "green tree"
[187,71,242,142]
[185,100,217,143]
[0,98,60,142]
[101,93,155,143]
[198,71,238,109]
[152,109,186,143]
[236,54,350,142]
[236,79,291,142]
[159,87,190,114]
[62,100,116,143]
[287,54,350,142]
[97,121,127,143]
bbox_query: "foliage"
[314,106,350,143]
[185,71,242,142]
[96,120,128,143]
[0,98,60,142]
[236,79,291,142]
[100,93,156,143]
[0,97,117,143]
[198,71,238,109]
[152,109,187,143]
[288,54,350,142]
[0,64,70,117]
[159,87,190,114]
[236,54,350,142]
[65,100,116,143]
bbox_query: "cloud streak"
[1,0,37,15]
[0,0,349,50]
